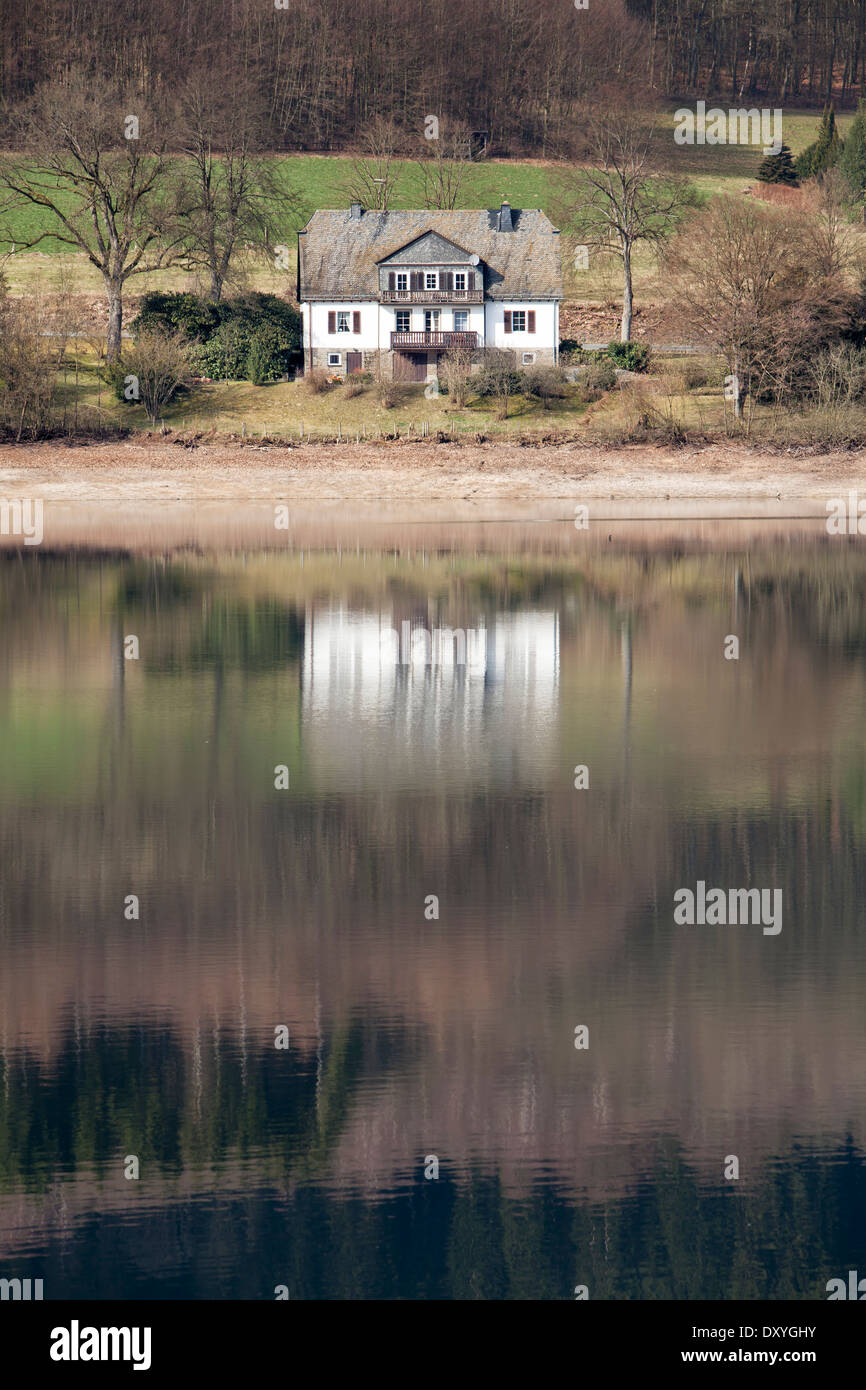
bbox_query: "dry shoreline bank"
[2,439,866,550]
[1,438,865,504]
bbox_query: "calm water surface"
[1,518,865,1299]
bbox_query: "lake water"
[2,516,865,1300]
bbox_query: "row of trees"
[4,1,866,152]
[0,66,304,358]
[634,0,866,106]
[0,0,645,155]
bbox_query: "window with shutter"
[353,311,361,333]
[328,311,336,334]
[528,310,536,333]
[504,311,512,333]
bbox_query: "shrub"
[520,364,569,401]
[807,343,866,406]
[195,320,294,382]
[475,347,521,417]
[558,338,583,363]
[343,376,366,398]
[378,381,403,408]
[112,329,194,425]
[567,347,608,365]
[840,97,866,197]
[606,341,650,372]
[131,291,301,383]
[583,359,618,391]
[304,368,331,394]
[245,336,272,387]
[132,292,224,342]
[0,287,59,438]
[439,346,475,408]
[676,360,712,390]
[103,357,134,402]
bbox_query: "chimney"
[349,202,363,219]
[498,201,513,231]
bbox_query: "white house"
[297,203,562,380]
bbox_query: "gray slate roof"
[298,209,562,301]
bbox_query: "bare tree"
[415,120,472,209]
[176,65,304,300]
[476,346,519,418]
[561,109,695,341]
[122,328,194,425]
[341,118,404,211]
[800,169,866,281]
[0,67,187,360]
[664,196,857,426]
[0,279,62,438]
[439,344,476,406]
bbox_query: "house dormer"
[377,231,484,303]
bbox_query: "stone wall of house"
[308,345,559,375]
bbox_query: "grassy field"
[46,340,729,441]
[1,106,854,305]
[55,343,601,438]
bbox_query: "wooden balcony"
[381,289,483,304]
[391,331,478,350]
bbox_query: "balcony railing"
[391,331,478,350]
[381,289,483,304]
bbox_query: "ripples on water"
[1,517,865,1298]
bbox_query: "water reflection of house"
[301,605,559,787]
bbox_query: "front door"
[346,351,363,374]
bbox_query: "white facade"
[485,301,559,364]
[303,298,558,374]
[303,301,492,368]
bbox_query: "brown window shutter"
[444,271,453,291]
[328,311,336,333]
[467,271,475,290]
[410,271,419,291]
[353,311,361,333]
[504,311,512,333]
[388,272,395,290]
[528,310,536,333]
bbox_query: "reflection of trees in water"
[2,792,866,1201]
[2,1129,864,1299]
[0,1016,386,1191]
[1,783,866,1195]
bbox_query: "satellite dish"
[469,253,480,265]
